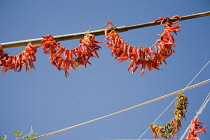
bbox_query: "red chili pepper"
[39,32,102,77]
[104,16,181,76]
[185,118,207,140]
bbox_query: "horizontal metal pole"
[1,11,210,49]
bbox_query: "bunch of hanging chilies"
[104,16,181,76]
[0,16,208,139]
[0,33,102,77]
[150,92,207,140]
[0,16,181,77]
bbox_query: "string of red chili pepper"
[185,117,207,140]
[1,16,180,76]
[0,32,102,77]
[104,16,181,76]
[40,32,102,77]
[150,93,188,139]
[0,43,38,74]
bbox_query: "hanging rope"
[30,79,210,140]
[137,60,210,139]
[1,11,210,49]
[179,92,210,140]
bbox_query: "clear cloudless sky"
[0,0,210,140]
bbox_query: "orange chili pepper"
[104,16,181,76]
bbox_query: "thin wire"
[137,98,177,139]
[197,93,210,115]
[182,60,210,92]
[197,93,209,114]
[179,92,210,140]
[31,79,210,140]
[137,60,210,140]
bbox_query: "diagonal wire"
[181,60,210,93]
[179,92,210,140]
[137,60,209,140]
[197,93,210,115]
[31,79,210,140]
[137,99,177,139]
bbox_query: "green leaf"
[28,133,36,138]
[22,133,36,140]
[13,131,22,136]
[0,135,7,140]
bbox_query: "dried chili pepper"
[104,16,181,76]
[0,43,39,74]
[185,117,207,140]
[150,93,188,139]
[0,31,102,77]
[40,32,102,77]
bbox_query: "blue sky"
[0,0,210,140]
